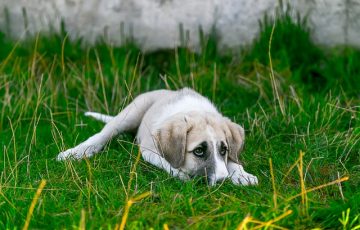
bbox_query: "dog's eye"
[193,147,205,157]
[220,146,227,156]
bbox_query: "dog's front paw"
[56,144,102,161]
[230,171,258,186]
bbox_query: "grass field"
[0,14,359,229]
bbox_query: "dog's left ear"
[224,119,245,164]
[155,115,191,169]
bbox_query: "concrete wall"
[1,0,360,51]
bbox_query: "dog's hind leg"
[57,90,171,160]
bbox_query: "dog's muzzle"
[207,165,229,186]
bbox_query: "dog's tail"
[85,112,114,123]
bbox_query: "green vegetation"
[0,14,359,229]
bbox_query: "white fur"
[57,88,258,186]
[57,133,106,160]
[227,161,258,185]
[85,112,114,123]
[207,126,229,185]
[152,94,217,128]
[212,152,229,183]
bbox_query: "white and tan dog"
[57,88,258,186]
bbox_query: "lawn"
[0,15,359,229]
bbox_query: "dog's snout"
[207,159,229,186]
[208,171,229,186]
[216,167,229,180]
[214,164,229,181]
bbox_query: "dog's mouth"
[180,160,230,185]
[207,174,228,186]
[185,167,229,186]
[205,164,229,186]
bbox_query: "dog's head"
[155,112,245,185]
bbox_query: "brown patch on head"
[222,118,245,163]
[156,115,193,168]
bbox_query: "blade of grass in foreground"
[22,179,46,230]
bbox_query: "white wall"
[1,0,359,51]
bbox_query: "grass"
[0,13,360,229]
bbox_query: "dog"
[57,88,258,186]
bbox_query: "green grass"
[0,14,360,229]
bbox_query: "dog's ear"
[224,119,245,164]
[155,116,191,168]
